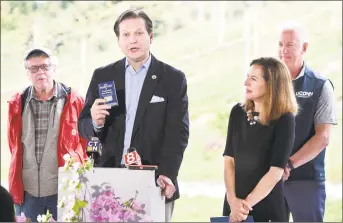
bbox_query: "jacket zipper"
[37,163,41,197]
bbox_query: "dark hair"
[113,9,153,37]
[0,185,16,221]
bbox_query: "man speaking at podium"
[78,9,189,221]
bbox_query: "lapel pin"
[152,75,157,80]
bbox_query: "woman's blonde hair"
[244,57,298,125]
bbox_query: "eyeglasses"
[26,64,53,73]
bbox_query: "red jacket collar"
[8,84,77,116]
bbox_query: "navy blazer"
[78,54,189,202]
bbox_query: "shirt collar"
[28,81,65,102]
[294,61,306,80]
[125,53,152,71]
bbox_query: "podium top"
[59,167,158,187]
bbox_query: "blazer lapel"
[106,58,126,159]
[106,57,126,119]
[131,55,161,141]
[113,58,126,102]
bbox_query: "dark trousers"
[15,191,57,221]
[284,180,326,222]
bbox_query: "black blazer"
[78,54,189,202]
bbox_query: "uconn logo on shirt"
[296,91,313,98]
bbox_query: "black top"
[223,103,295,221]
[0,185,15,222]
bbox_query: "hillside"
[1,1,342,221]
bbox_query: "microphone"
[124,147,158,170]
[86,137,102,165]
[124,147,142,166]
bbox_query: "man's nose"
[35,67,45,74]
[129,35,137,43]
[38,67,46,73]
[281,46,288,54]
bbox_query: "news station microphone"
[124,147,158,170]
[124,147,142,166]
[86,137,102,165]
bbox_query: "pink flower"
[108,213,121,221]
[90,189,151,222]
[131,200,143,212]
[123,209,136,221]
[104,190,113,197]
[16,212,28,222]
[94,216,104,222]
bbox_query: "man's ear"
[302,42,308,54]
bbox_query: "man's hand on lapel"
[157,175,175,199]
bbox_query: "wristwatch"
[287,160,295,171]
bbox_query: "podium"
[57,167,165,221]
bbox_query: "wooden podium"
[57,167,165,221]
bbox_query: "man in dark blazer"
[78,9,189,221]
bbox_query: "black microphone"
[86,137,102,165]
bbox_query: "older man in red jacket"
[7,47,87,221]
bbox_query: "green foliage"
[212,111,230,137]
[60,1,74,10]
[8,2,37,15]
[72,199,88,216]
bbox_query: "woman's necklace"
[246,110,260,125]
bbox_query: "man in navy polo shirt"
[278,21,337,222]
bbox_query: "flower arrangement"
[15,154,90,222]
[16,153,152,222]
[15,210,55,222]
[57,154,92,221]
[15,212,31,222]
[90,188,151,222]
